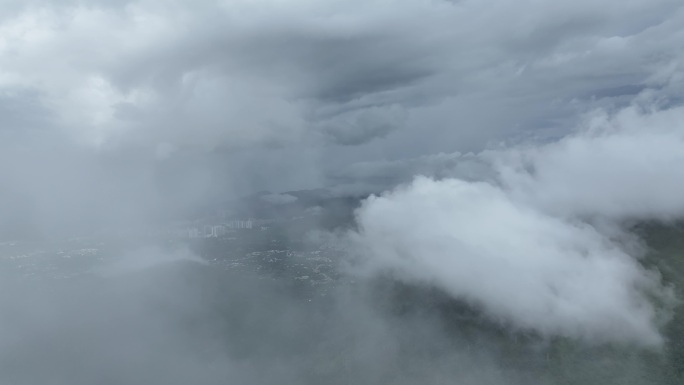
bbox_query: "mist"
[2,0,684,384]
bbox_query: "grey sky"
[1,0,684,233]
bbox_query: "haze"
[1,1,684,384]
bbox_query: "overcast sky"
[2,0,684,234]
[4,1,684,375]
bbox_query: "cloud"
[0,0,682,245]
[2,1,684,382]
[496,105,684,221]
[2,0,683,152]
[350,101,684,346]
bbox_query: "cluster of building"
[187,219,254,238]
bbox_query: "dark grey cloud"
[1,0,684,233]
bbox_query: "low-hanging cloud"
[350,100,684,346]
[496,104,684,220]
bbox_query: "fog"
[1,0,684,384]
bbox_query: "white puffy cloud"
[351,101,684,346]
[496,105,684,221]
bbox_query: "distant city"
[187,219,255,238]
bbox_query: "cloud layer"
[351,101,684,346]
[2,0,684,346]
[2,0,683,151]
[2,1,684,235]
